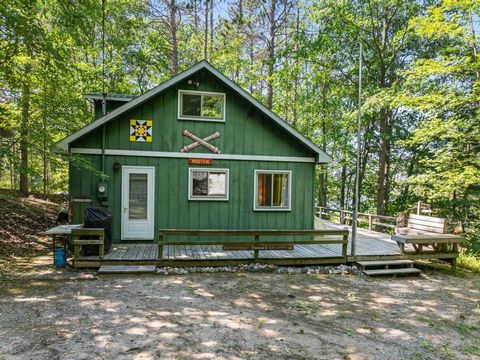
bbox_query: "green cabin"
[58,61,331,243]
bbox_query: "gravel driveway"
[0,256,479,360]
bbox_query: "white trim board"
[56,61,331,163]
[70,148,316,163]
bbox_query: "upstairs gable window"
[178,90,225,122]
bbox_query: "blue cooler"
[54,248,67,267]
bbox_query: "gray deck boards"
[92,219,437,264]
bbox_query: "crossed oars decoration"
[181,129,221,154]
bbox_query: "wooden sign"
[188,158,213,165]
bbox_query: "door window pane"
[129,173,148,219]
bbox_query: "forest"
[0,0,479,251]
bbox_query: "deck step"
[98,265,157,274]
[357,260,415,267]
[363,267,422,276]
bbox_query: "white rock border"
[156,264,361,276]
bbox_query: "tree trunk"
[340,160,347,209]
[377,108,390,215]
[209,0,214,58]
[234,0,243,80]
[292,2,300,125]
[169,0,179,75]
[203,0,209,60]
[468,10,480,80]
[375,13,392,216]
[358,120,372,198]
[10,143,16,190]
[20,63,31,196]
[193,0,199,31]
[266,0,276,109]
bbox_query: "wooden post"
[254,234,259,261]
[158,233,164,260]
[342,232,348,262]
[417,201,422,215]
[99,233,105,260]
[340,210,345,225]
[368,214,373,230]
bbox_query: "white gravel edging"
[156,264,361,276]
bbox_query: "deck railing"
[158,229,349,262]
[316,207,398,231]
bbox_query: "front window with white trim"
[254,170,291,210]
[189,168,229,200]
[179,90,225,121]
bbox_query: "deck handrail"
[157,228,349,261]
[316,207,398,230]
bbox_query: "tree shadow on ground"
[0,258,479,359]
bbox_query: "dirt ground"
[0,257,479,360]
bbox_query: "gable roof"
[57,61,331,163]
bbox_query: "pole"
[351,38,362,258]
[101,0,106,173]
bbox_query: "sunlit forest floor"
[0,190,63,272]
[0,256,479,360]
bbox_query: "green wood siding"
[68,70,317,242]
[69,155,315,242]
[71,71,314,158]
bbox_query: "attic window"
[178,90,225,122]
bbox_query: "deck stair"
[98,265,157,274]
[356,260,421,276]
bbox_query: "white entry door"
[121,166,155,240]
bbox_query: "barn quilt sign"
[130,120,152,142]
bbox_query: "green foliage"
[457,250,480,272]
[0,0,478,251]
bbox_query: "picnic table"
[44,225,83,262]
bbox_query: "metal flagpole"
[351,37,363,258]
[101,0,107,117]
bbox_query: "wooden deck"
[74,219,458,268]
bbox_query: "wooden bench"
[72,228,105,259]
[393,214,463,256]
[395,214,448,236]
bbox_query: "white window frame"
[178,89,226,122]
[188,168,229,201]
[253,170,292,211]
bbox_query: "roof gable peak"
[57,61,331,163]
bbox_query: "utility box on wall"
[97,182,108,199]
